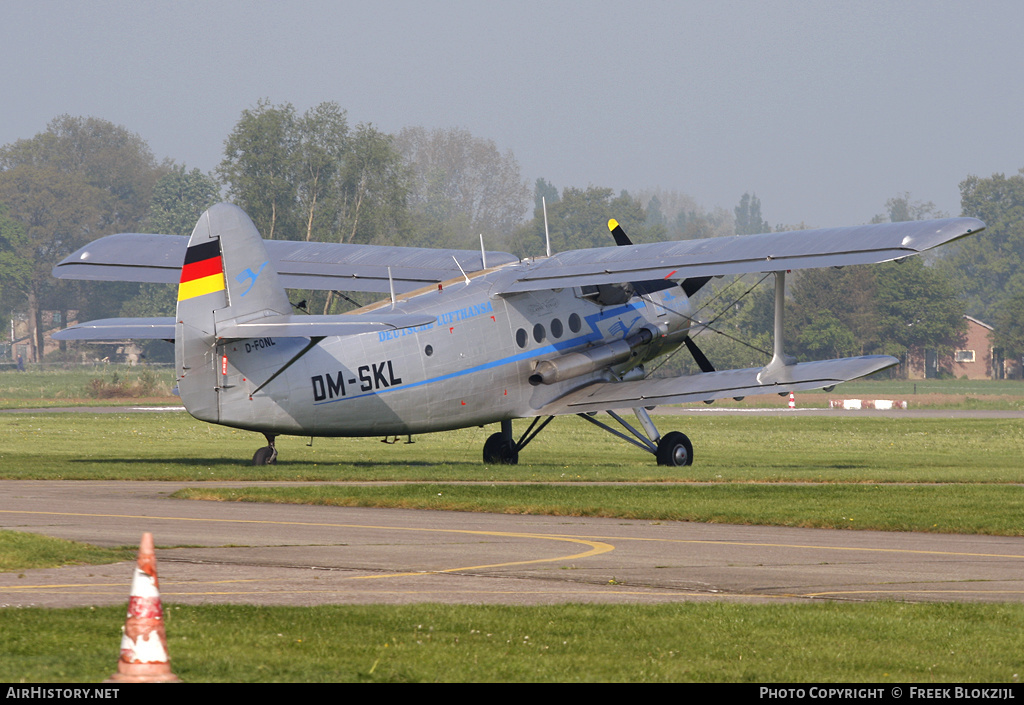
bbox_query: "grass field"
[2,602,1022,682]
[174,482,1024,535]
[3,411,1024,535]
[2,386,1024,682]
[3,366,1024,409]
[0,530,135,572]
[0,365,177,408]
[4,410,1024,482]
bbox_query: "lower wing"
[534,356,897,415]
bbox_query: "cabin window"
[533,323,546,343]
[424,345,433,357]
[516,328,528,348]
[568,313,582,333]
[550,318,563,339]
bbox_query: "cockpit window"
[579,283,634,306]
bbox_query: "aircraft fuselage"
[211,265,691,437]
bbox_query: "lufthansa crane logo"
[236,261,268,297]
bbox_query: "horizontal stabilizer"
[51,312,437,342]
[51,318,176,341]
[214,312,437,340]
[535,355,898,415]
[52,232,518,294]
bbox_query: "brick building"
[908,316,1001,380]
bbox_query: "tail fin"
[175,204,290,422]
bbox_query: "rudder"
[175,204,290,422]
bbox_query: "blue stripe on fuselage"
[311,300,646,405]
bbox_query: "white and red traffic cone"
[788,392,795,409]
[105,532,181,683]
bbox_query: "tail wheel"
[656,432,693,467]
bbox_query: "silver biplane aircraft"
[53,204,983,466]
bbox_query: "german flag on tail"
[178,239,225,302]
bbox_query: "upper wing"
[491,218,984,294]
[53,233,519,294]
[535,355,898,416]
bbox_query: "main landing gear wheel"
[483,432,519,465]
[252,434,278,466]
[252,446,277,465]
[656,431,693,467]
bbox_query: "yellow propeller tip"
[608,218,619,230]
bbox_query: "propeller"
[683,335,715,373]
[607,219,716,374]
[607,219,711,297]
[608,218,633,247]
[681,276,711,297]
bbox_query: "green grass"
[174,483,1024,536]
[3,411,1024,483]
[0,365,177,408]
[0,530,136,572]
[1,603,1021,682]
[3,408,1024,683]
[4,411,1024,535]
[3,367,1024,409]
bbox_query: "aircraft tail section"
[175,204,291,423]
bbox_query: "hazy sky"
[3,0,1023,229]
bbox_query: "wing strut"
[759,270,796,381]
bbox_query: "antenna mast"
[542,196,552,257]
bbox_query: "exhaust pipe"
[529,327,657,386]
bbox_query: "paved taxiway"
[2,480,1022,607]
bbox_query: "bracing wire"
[643,274,774,378]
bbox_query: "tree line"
[1,103,1023,376]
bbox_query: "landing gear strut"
[252,433,278,466]
[482,417,555,465]
[577,407,693,467]
[482,410,693,467]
